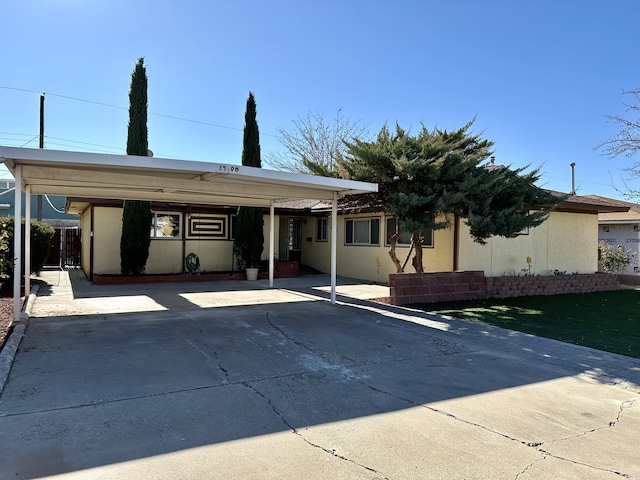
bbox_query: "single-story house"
[586,194,640,277]
[2,146,629,300]
[0,145,378,320]
[67,193,627,285]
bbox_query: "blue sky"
[1,0,639,200]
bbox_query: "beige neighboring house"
[67,193,626,285]
[586,195,640,277]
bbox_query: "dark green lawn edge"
[411,289,640,359]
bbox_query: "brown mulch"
[0,290,16,350]
[369,297,391,305]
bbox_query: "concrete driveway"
[1,270,639,479]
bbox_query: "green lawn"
[414,289,640,359]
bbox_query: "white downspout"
[331,192,337,304]
[13,166,22,323]
[25,184,31,297]
[269,200,275,288]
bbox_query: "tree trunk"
[387,233,403,273]
[411,232,424,273]
[402,242,414,271]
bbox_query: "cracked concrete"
[0,270,639,479]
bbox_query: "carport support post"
[25,185,31,297]
[269,200,274,288]
[13,166,22,323]
[331,192,337,304]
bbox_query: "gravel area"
[0,293,15,350]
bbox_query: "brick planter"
[274,260,299,278]
[389,271,486,305]
[486,272,620,299]
[389,271,621,306]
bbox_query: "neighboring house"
[67,193,626,284]
[0,179,79,228]
[1,179,81,267]
[586,195,640,276]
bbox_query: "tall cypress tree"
[234,92,264,269]
[120,58,152,275]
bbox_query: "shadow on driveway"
[1,270,639,479]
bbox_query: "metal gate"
[64,227,81,267]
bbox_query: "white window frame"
[316,217,328,242]
[384,216,434,248]
[345,217,380,246]
[151,211,182,239]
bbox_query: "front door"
[288,218,302,263]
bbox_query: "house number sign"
[217,164,240,173]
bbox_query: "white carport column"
[269,200,275,288]
[24,185,31,297]
[330,192,337,304]
[12,166,22,323]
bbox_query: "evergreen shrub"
[0,216,54,282]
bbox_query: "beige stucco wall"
[92,207,123,275]
[88,207,279,275]
[301,218,331,273]
[458,211,599,276]
[83,205,597,282]
[80,206,92,277]
[301,213,455,284]
[147,240,183,274]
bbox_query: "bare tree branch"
[264,109,369,176]
[596,88,640,200]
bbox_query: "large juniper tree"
[338,120,561,273]
[234,92,264,269]
[120,57,152,275]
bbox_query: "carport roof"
[0,146,377,207]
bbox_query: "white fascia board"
[21,165,337,201]
[0,146,377,197]
[34,185,274,207]
[598,219,640,225]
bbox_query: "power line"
[0,131,35,137]
[43,141,123,154]
[0,85,278,137]
[0,132,199,160]
[21,135,39,147]
[45,136,124,152]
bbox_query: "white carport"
[0,146,377,321]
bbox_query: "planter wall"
[486,272,620,299]
[389,271,621,306]
[389,271,486,305]
[274,260,299,278]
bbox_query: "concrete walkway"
[0,270,639,479]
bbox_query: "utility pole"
[37,93,44,220]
